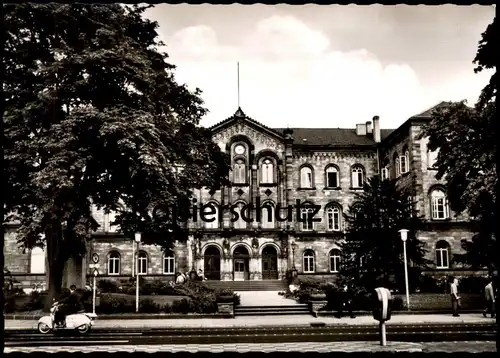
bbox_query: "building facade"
[3,103,482,291]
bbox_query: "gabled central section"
[210,107,285,154]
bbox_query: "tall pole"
[132,238,135,278]
[237,61,240,108]
[92,273,96,314]
[136,241,139,313]
[403,240,410,311]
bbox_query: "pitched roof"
[273,128,395,146]
[412,101,454,118]
[209,107,398,147]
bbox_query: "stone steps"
[202,280,288,291]
[234,304,310,316]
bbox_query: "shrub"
[98,279,119,293]
[457,275,489,294]
[4,294,17,313]
[391,297,404,311]
[140,298,161,313]
[22,291,47,311]
[171,298,192,314]
[98,293,135,314]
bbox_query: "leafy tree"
[417,16,497,273]
[3,3,229,307]
[339,176,429,293]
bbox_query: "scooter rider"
[54,285,83,327]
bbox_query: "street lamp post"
[134,232,141,313]
[399,229,410,311]
[291,242,298,278]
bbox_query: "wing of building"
[4,102,480,292]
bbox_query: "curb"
[4,310,483,321]
[318,309,484,317]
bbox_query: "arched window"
[233,202,247,229]
[400,149,409,174]
[163,250,175,274]
[329,249,341,273]
[30,247,46,274]
[430,189,449,220]
[300,166,313,188]
[326,205,341,231]
[261,158,274,184]
[303,249,315,273]
[261,202,275,229]
[325,166,339,188]
[203,202,219,229]
[137,251,148,275]
[351,165,365,188]
[300,206,315,231]
[435,240,450,269]
[108,251,120,275]
[233,159,246,184]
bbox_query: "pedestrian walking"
[337,284,356,319]
[483,278,496,318]
[450,277,461,317]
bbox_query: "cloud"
[161,15,491,129]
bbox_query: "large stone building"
[4,102,480,291]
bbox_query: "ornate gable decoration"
[211,108,285,152]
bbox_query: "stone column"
[187,236,193,272]
[251,164,259,229]
[250,257,259,280]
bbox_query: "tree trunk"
[44,223,68,312]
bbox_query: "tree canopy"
[339,176,429,292]
[417,16,497,273]
[3,3,230,301]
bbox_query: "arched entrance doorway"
[233,245,250,281]
[262,245,278,280]
[204,246,221,281]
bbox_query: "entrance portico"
[196,238,287,282]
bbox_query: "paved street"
[3,341,497,353]
[5,313,495,330]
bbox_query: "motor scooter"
[38,302,97,334]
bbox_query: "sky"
[144,4,495,130]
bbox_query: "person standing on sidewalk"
[450,277,461,317]
[483,278,496,318]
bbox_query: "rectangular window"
[138,258,147,275]
[432,198,447,219]
[436,249,449,269]
[400,155,408,174]
[301,210,313,231]
[381,167,389,180]
[30,247,46,274]
[303,257,314,273]
[164,257,175,274]
[330,256,340,272]
[327,172,337,187]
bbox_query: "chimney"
[366,121,372,134]
[373,115,381,143]
[356,123,366,136]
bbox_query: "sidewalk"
[3,341,498,353]
[5,313,496,330]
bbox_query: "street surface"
[4,323,496,347]
[3,341,497,353]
